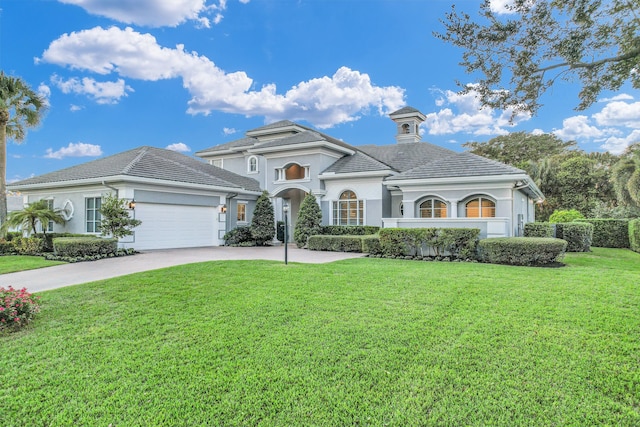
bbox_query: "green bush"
[0,240,16,255]
[378,228,480,260]
[223,226,255,246]
[12,237,44,255]
[576,219,630,248]
[361,235,382,255]
[524,222,554,238]
[555,222,593,252]
[0,286,41,333]
[478,237,567,266]
[294,193,322,248]
[250,191,275,246]
[35,232,88,252]
[53,237,117,257]
[630,219,640,253]
[549,209,585,223]
[319,226,380,236]
[307,235,363,252]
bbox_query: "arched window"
[465,197,496,218]
[248,156,258,173]
[402,123,411,134]
[419,198,447,218]
[332,190,364,225]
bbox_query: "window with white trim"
[465,197,496,218]
[248,156,258,173]
[211,158,223,168]
[276,163,309,181]
[237,202,247,223]
[332,190,364,225]
[86,197,102,233]
[45,199,54,232]
[419,198,447,218]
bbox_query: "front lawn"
[1,248,639,426]
[0,255,66,274]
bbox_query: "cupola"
[389,106,426,144]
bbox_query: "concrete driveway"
[0,246,365,293]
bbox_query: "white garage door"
[132,203,218,250]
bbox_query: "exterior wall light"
[128,199,136,210]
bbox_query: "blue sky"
[1,0,639,183]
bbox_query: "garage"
[131,203,218,250]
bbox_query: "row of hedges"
[307,235,364,252]
[577,219,630,248]
[631,219,640,253]
[0,233,95,255]
[319,226,380,236]
[478,238,567,267]
[524,222,593,252]
[53,237,118,257]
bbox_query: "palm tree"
[2,199,65,236]
[0,72,47,225]
[612,143,640,209]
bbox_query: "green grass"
[1,248,639,426]
[0,255,65,274]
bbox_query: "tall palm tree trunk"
[0,109,9,226]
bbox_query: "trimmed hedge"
[630,219,640,253]
[478,237,567,266]
[378,228,480,260]
[319,226,380,236]
[53,237,117,257]
[223,226,255,246]
[12,237,44,255]
[307,235,363,252]
[524,222,554,238]
[35,233,88,252]
[0,240,16,255]
[555,222,593,252]
[361,235,382,255]
[576,219,630,248]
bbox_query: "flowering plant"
[0,286,41,332]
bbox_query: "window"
[332,190,364,226]
[402,123,410,134]
[237,202,247,223]
[44,199,54,232]
[211,158,223,168]
[248,156,258,173]
[419,198,447,218]
[465,197,496,218]
[276,163,309,181]
[86,197,102,233]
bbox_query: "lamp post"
[283,203,289,265]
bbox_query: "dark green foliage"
[524,222,554,238]
[12,237,44,255]
[361,235,382,255]
[223,226,254,246]
[0,240,15,254]
[307,235,363,253]
[250,191,275,246]
[549,209,585,223]
[294,193,322,248]
[577,219,630,248]
[378,228,480,260]
[319,225,380,236]
[555,223,593,252]
[35,232,87,252]
[53,237,117,257]
[99,193,142,239]
[478,237,567,267]
[629,219,640,253]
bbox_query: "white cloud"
[37,83,51,107]
[57,0,242,27]
[599,94,634,103]
[39,26,404,128]
[70,104,84,112]
[223,127,237,135]
[553,115,607,140]
[166,142,191,152]
[45,142,103,159]
[600,130,640,155]
[593,101,640,128]
[489,0,514,14]
[423,85,530,136]
[51,74,133,104]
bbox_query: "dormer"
[390,107,426,144]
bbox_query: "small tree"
[99,193,142,239]
[2,199,65,236]
[250,191,275,246]
[294,192,322,248]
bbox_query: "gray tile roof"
[386,152,526,181]
[358,143,456,172]
[9,146,261,192]
[247,120,299,132]
[390,106,421,115]
[322,151,391,174]
[196,137,259,155]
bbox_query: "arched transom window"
[248,156,258,173]
[332,190,364,225]
[419,198,447,218]
[465,197,496,218]
[276,163,309,181]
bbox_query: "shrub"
[294,193,322,248]
[524,222,554,238]
[555,222,593,252]
[307,235,363,252]
[53,237,117,257]
[35,232,87,252]
[12,237,44,255]
[378,228,480,260]
[250,191,275,246]
[0,240,16,255]
[224,226,254,246]
[319,226,380,236]
[478,237,567,266]
[576,219,630,248]
[0,286,41,333]
[549,209,585,223]
[438,228,480,260]
[630,219,640,253]
[361,235,382,255]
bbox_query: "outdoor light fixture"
[220,204,227,213]
[283,203,289,265]
[128,199,136,210]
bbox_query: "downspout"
[102,181,118,197]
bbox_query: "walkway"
[0,246,365,293]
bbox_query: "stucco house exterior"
[8,107,543,250]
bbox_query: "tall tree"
[437,0,640,116]
[612,143,640,209]
[250,190,275,246]
[0,72,46,225]
[294,192,322,248]
[464,132,576,168]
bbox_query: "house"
[8,107,543,250]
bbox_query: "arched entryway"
[272,186,310,243]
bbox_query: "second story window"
[248,156,258,173]
[276,163,309,181]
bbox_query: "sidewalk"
[0,246,365,293]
